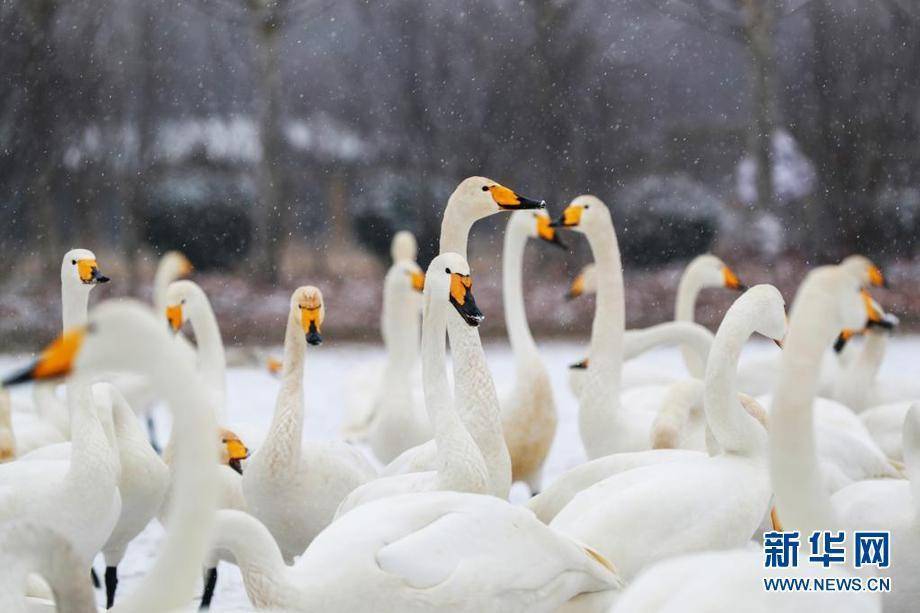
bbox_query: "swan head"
[2,301,176,387]
[835,291,898,352]
[426,253,484,327]
[510,209,567,250]
[160,250,194,278]
[390,230,418,263]
[733,284,787,346]
[291,286,325,346]
[164,280,206,333]
[61,248,110,287]
[566,263,597,300]
[687,254,746,291]
[548,195,610,235]
[840,255,886,289]
[451,177,545,218]
[219,428,249,474]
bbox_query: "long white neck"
[675,265,706,377]
[769,281,838,536]
[439,198,476,258]
[585,221,624,380]
[623,321,712,366]
[112,314,219,613]
[259,311,306,471]
[382,273,420,375]
[61,282,91,330]
[153,261,181,314]
[210,510,294,609]
[703,304,767,456]
[187,294,227,415]
[503,219,538,365]
[833,331,887,411]
[422,280,488,493]
[438,200,512,498]
[64,380,119,564]
[576,218,627,457]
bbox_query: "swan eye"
[583,205,590,210]
[71,260,77,265]
[180,299,186,305]
[481,186,489,192]
[445,267,451,274]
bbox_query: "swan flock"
[0,176,914,612]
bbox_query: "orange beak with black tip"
[485,184,545,210]
[722,266,746,291]
[165,304,183,333]
[449,272,484,327]
[77,259,110,285]
[567,272,586,301]
[3,328,86,386]
[536,214,567,251]
[549,204,584,229]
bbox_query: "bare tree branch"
[646,0,747,42]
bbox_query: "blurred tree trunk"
[251,13,284,283]
[122,1,157,295]
[742,0,777,215]
[23,0,62,275]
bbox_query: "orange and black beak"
[536,214,567,251]
[833,329,858,354]
[300,305,323,346]
[449,272,484,327]
[485,184,545,211]
[722,266,746,292]
[77,259,110,285]
[569,358,589,370]
[165,304,183,333]
[3,328,86,386]
[221,431,250,475]
[862,290,897,332]
[549,204,583,229]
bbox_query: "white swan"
[547,285,784,579]
[14,249,110,453]
[500,210,564,493]
[1,300,221,613]
[342,231,424,443]
[336,254,490,516]
[342,258,428,463]
[242,286,377,561]
[734,254,886,396]
[211,491,621,612]
[116,250,194,451]
[567,253,745,390]
[383,177,545,498]
[608,263,885,613]
[0,335,121,578]
[0,389,15,462]
[549,195,674,457]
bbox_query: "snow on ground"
[0,335,915,610]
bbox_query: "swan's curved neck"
[422,282,487,491]
[835,332,886,410]
[64,381,118,536]
[260,311,306,470]
[439,199,476,258]
[623,321,712,365]
[210,510,294,609]
[439,201,511,497]
[503,220,538,365]
[586,221,624,383]
[703,307,767,455]
[675,266,706,377]
[382,279,420,375]
[187,296,227,411]
[113,318,219,613]
[153,262,179,314]
[769,283,837,535]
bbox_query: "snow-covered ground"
[1,335,916,610]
